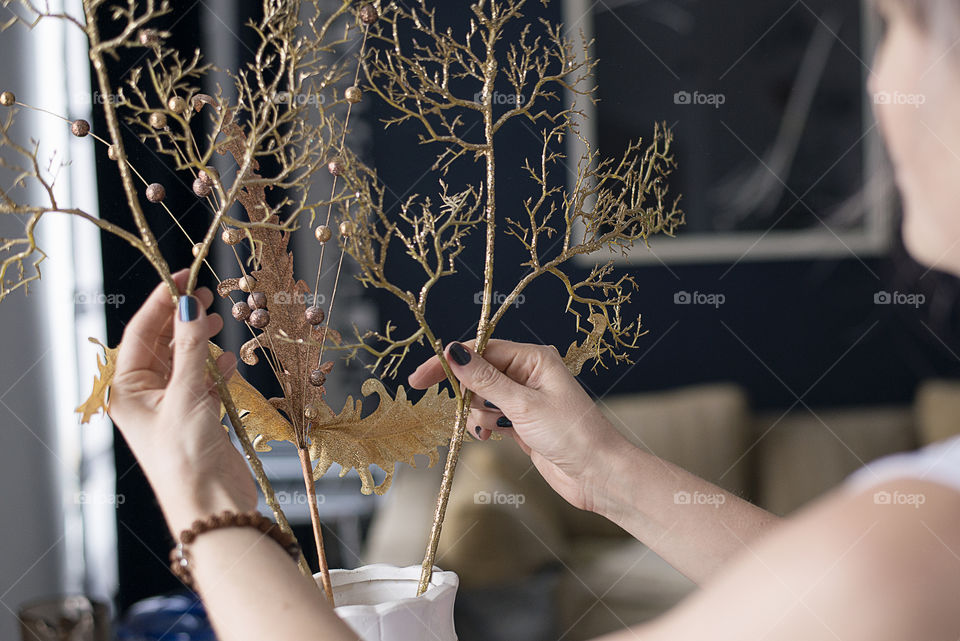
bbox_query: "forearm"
[152,476,358,641]
[592,443,780,584]
[189,528,359,641]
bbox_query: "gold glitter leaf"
[308,379,456,496]
[76,338,119,424]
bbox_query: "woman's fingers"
[116,270,190,376]
[407,339,477,389]
[170,294,217,396]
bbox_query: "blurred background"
[4,0,960,640]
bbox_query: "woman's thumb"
[171,295,211,392]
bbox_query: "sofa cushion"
[756,406,915,515]
[915,380,960,445]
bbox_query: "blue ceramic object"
[115,593,216,641]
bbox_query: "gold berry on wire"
[247,291,267,310]
[345,86,362,104]
[192,176,212,197]
[359,4,378,25]
[309,369,327,387]
[304,404,320,421]
[305,305,325,325]
[107,145,119,161]
[249,308,270,329]
[221,227,243,245]
[231,301,251,321]
[167,96,187,113]
[238,275,257,293]
[145,183,166,203]
[148,112,167,129]
[339,220,355,238]
[0,91,15,106]
[314,225,332,243]
[327,157,344,176]
[191,242,204,257]
[198,166,219,185]
[71,119,90,137]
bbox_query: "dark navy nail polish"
[178,295,200,322]
[448,342,471,366]
[483,400,499,410]
[475,425,483,436]
[496,416,513,428]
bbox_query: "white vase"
[313,564,459,641]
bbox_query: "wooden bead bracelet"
[169,510,301,588]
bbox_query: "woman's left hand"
[107,268,256,533]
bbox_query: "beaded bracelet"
[169,510,301,588]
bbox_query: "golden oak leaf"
[308,379,456,496]
[76,339,294,450]
[208,343,297,450]
[76,338,119,424]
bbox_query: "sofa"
[363,381,960,641]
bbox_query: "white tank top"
[845,435,960,494]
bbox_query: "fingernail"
[475,426,483,437]
[483,400,499,410]
[496,416,513,428]
[448,342,471,366]
[178,295,200,322]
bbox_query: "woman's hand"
[108,269,256,533]
[408,340,630,513]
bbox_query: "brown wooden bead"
[221,228,243,245]
[231,301,251,321]
[0,91,15,106]
[238,275,257,292]
[345,86,362,104]
[247,291,267,310]
[359,4,378,25]
[167,96,187,113]
[249,308,270,329]
[145,182,166,203]
[309,369,327,387]
[327,157,344,176]
[314,225,332,243]
[304,305,325,325]
[339,220,355,237]
[149,112,167,129]
[71,119,90,137]
[192,177,212,198]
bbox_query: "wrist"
[150,463,250,534]
[583,435,645,522]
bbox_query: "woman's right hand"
[408,340,630,513]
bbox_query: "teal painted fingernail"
[178,295,200,322]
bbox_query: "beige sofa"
[364,381,960,641]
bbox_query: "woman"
[108,0,960,638]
